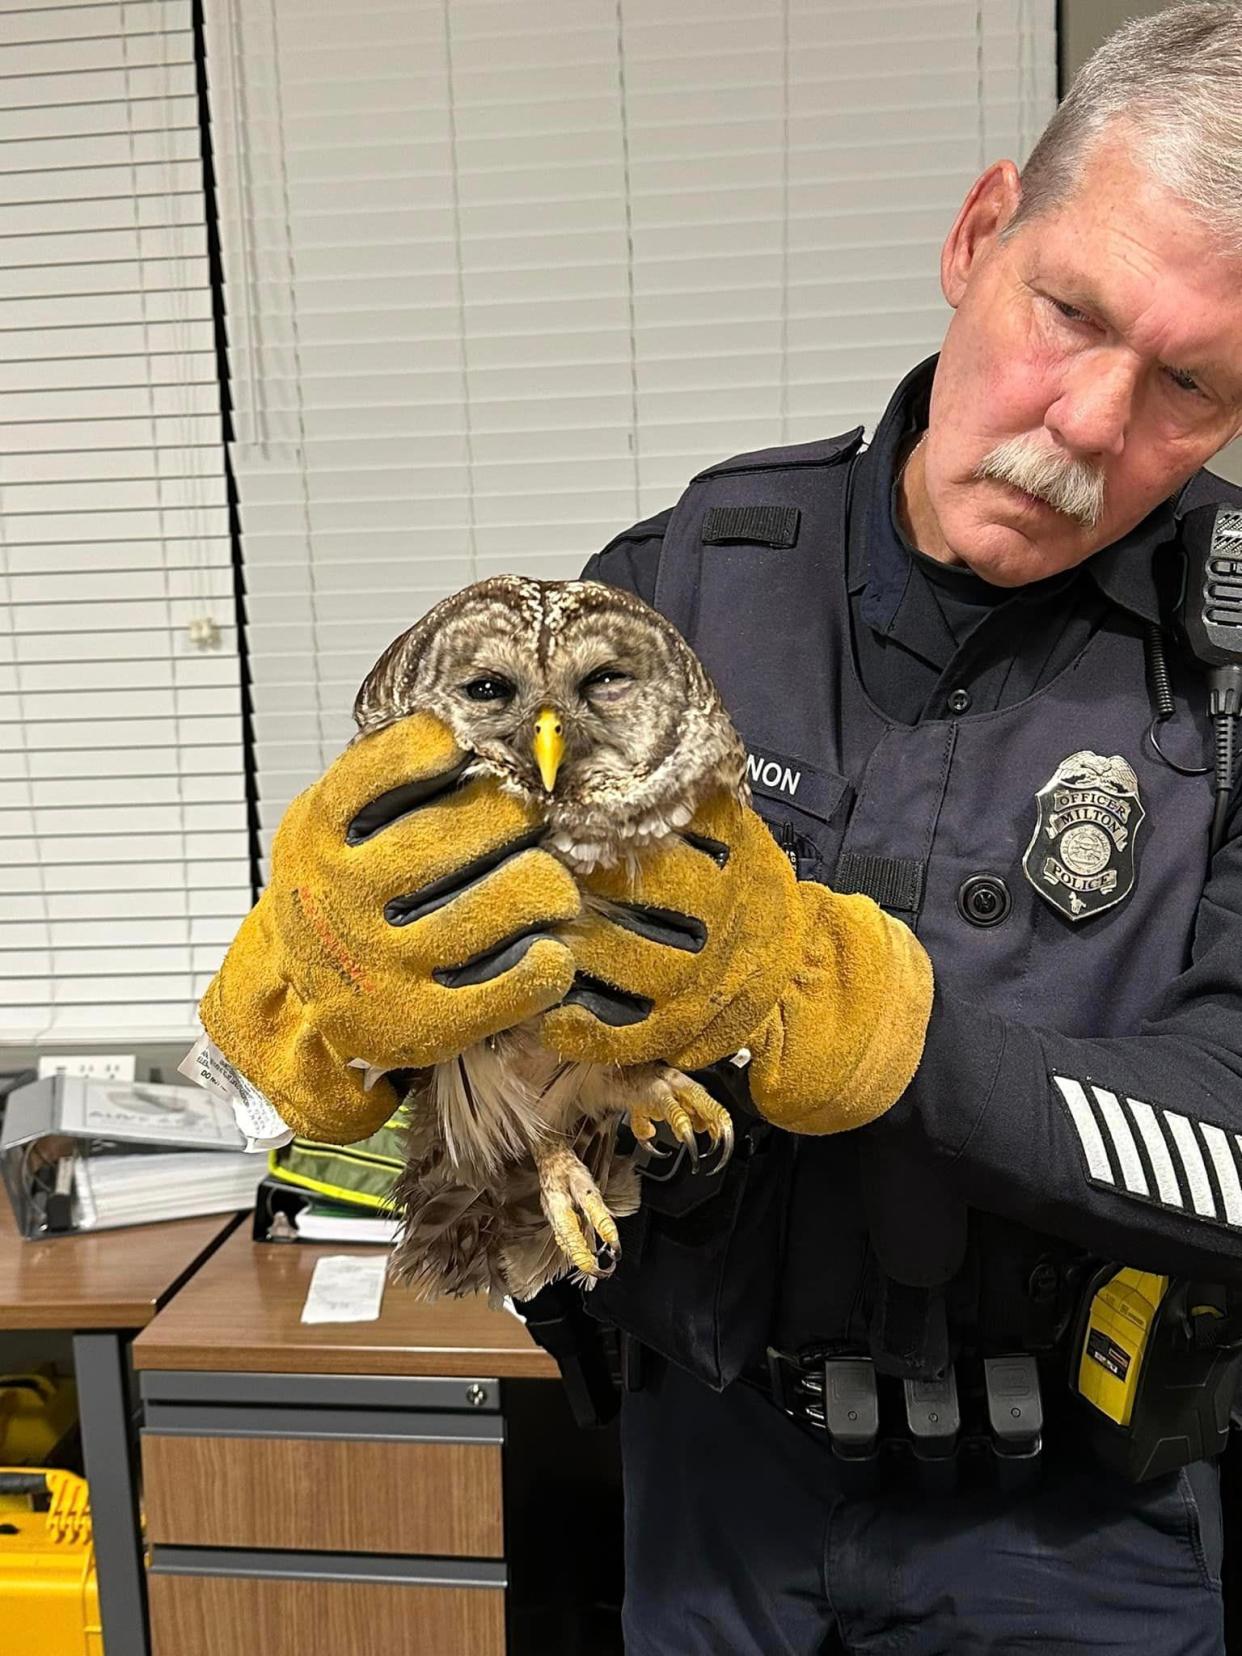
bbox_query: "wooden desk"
[133,1230,619,1656]
[0,1200,240,1656]
[132,1222,558,1378]
[0,1197,235,1330]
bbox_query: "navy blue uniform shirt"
[583,357,1242,1293]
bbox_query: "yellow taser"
[1075,1267,1168,1427]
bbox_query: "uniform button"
[957,874,1012,927]
[947,688,972,714]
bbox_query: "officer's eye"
[1049,297,1092,327]
[1164,366,1204,397]
[462,675,515,703]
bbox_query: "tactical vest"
[590,428,1224,1390]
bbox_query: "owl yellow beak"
[532,708,566,792]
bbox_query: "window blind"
[202,0,1056,862]
[0,0,249,1041]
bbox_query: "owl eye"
[462,675,515,703]
[580,666,630,693]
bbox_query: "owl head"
[353,575,746,868]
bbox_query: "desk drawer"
[148,1552,505,1656]
[143,1426,503,1557]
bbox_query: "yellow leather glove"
[200,713,580,1143]
[541,791,934,1134]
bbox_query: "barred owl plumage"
[353,576,747,1303]
[354,574,747,872]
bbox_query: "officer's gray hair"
[999,2,1242,258]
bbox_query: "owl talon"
[627,1069,735,1174]
[706,1135,731,1176]
[706,1114,735,1175]
[537,1143,622,1279]
[678,1122,700,1169]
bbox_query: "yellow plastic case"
[0,1468,101,1656]
[0,1370,78,1467]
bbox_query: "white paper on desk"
[300,1254,388,1324]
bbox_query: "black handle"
[0,1472,48,1497]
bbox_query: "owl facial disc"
[353,574,748,868]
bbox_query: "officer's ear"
[940,159,1022,309]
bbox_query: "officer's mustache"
[973,435,1106,530]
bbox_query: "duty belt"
[751,1346,1047,1492]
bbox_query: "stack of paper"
[293,1206,402,1245]
[72,1150,261,1231]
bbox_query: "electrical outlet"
[37,1054,137,1083]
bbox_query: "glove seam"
[674,955,784,1070]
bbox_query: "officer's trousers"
[621,1353,1225,1655]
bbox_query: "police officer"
[568,8,1242,1652]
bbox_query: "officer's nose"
[1044,350,1135,460]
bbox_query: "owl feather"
[354,576,747,1301]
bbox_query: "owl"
[354,575,748,1302]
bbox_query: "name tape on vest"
[744,747,850,823]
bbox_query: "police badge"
[1023,751,1145,922]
